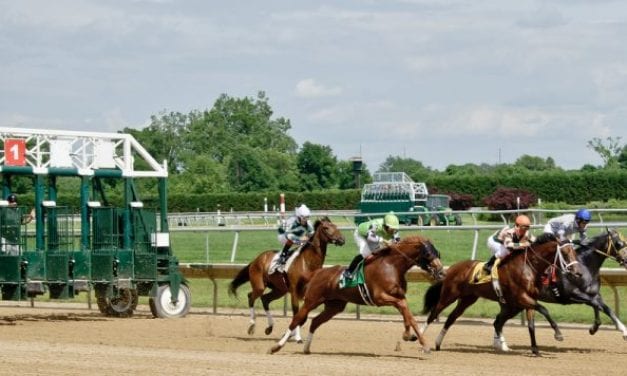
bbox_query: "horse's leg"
[287,291,303,343]
[591,295,627,340]
[269,297,324,354]
[493,306,521,352]
[534,303,563,341]
[434,295,479,351]
[525,308,541,356]
[304,300,348,354]
[246,289,261,335]
[246,269,268,335]
[260,288,286,335]
[422,283,459,335]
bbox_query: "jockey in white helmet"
[276,204,314,271]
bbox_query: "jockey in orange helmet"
[484,214,536,273]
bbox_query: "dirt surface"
[0,302,626,376]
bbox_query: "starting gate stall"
[0,127,190,318]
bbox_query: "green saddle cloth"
[339,261,366,289]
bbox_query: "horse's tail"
[422,280,443,315]
[228,264,251,298]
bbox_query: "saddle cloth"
[470,258,501,284]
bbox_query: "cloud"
[295,79,342,98]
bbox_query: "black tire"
[151,284,191,318]
[429,215,438,227]
[96,288,137,318]
[454,214,463,226]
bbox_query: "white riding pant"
[353,229,379,258]
[487,236,510,259]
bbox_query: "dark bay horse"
[269,235,445,355]
[422,233,581,356]
[539,228,627,339]
[228,216,345,341]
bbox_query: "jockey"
[543,208,591,244]
[484,214,536,274]
[276,204,314,271]
[343,212,400,280]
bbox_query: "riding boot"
[483,255,496,275]
[343,254,364,280]
[277,241,292,271]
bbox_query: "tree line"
[124,91,626,198]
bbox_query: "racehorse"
[228,216,345,341]
[422,233,581,356]
[269,235,445,355]
[539,228,627,339]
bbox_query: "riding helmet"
[384,212,400,230]
[575,209,591,222]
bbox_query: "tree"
[297,142,339,191]
[124,111,190,175]
[587,136,623,169]
[619,145,627,169]
[379,156,433,181]
[514,155,557,171]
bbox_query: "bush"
[483,187,537,211]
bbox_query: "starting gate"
[0,127,190,318]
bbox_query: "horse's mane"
[399,235,428,245]
[313,216,331,230]
[533,232,557,245]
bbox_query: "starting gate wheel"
[96,288,138,317]
[149,284,191,318]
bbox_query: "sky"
[1,0,626,172]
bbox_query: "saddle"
[269,246,301,274]
[339,261,366,288]
[338,262,375,305]
[471,258,502,284]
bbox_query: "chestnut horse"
[228,216,345,341]
[270,235,445,355]
[538,228,627,339]
[422,233,581,356]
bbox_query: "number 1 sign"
[4,139,26,166]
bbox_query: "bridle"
[585,230,627,266]
[524,241,579,275]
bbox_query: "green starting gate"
[0,127,190,318]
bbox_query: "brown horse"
[421,233,582,356]
[228,216,345,341]
[269,235,445,355]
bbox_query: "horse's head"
[531,233,581,278]
[606,229,627,268]
[557,242,583,279]
[416,239,445,281]
[314,216,345,246]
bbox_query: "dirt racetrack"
[1,302,626,376]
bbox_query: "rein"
[524,242,577,274]
[585,232,627,263]
[388,240,437,276]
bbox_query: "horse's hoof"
[589,327,598,335]
[622,334,627,341]
[422,347,431,354]
[554,333,564,342]
[403,334,418,342]
[269,345,281,354]
[435,344,441,351]
[247,324,255,335]
[265,326,273,335]
[303,348,311,355]
[296,339,303,344]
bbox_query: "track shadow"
[0,312,110,325]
